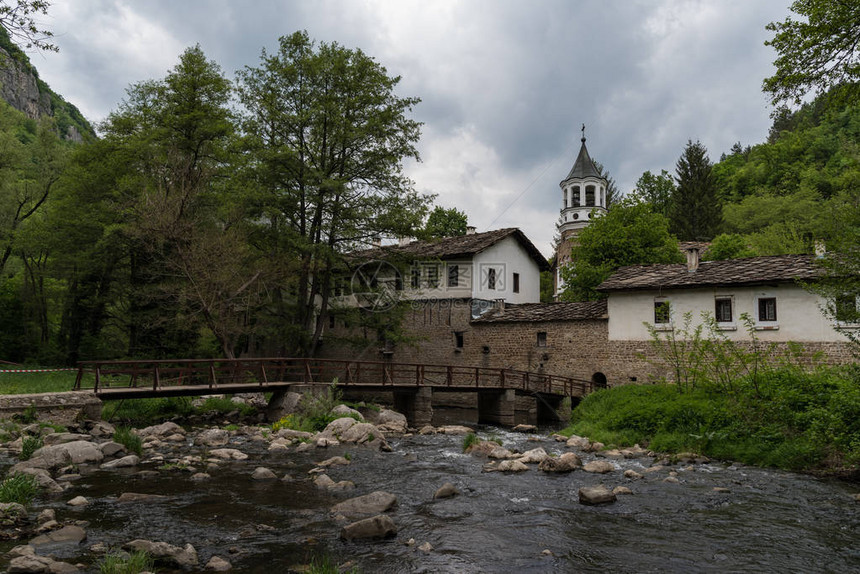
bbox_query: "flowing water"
[2,426,859,573]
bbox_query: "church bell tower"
[554,125,608,297]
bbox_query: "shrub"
[271,381,353,433]
[0,473,40,505]
[113,427,142,456]
[198,397,257,417]
[462,432,478,452]
[19,435,43,461]
[98,550,154,574]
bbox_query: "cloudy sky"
[30,0,792,255]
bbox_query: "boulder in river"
[340,514,397,541]
[29,524,87,547]
[434,482,460,499]
[516,447,548,464]
[208,448,248,461]
[251,467,277,480]
[124,539,199,569]
[583,460,615,474]
[375,409,408,433]
[538,452,581,473]
[330,404,364,422]
[195,429,230,447]
[205,555,233,571]
[578,485,616,505]
[331,491,397,519]
[497,459,529,473]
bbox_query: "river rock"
[191,473,211,481]
[27,440,104,470]
[578,485,616,505]
[488,446,514,459]
[340,422,385,445]
[613,486,633,495]
[7,553,68,573]
[600,449,625,459]
[517,447,548,464]
[466,440,502,457]
[663,476,680,484]
[124,540,198,569]
[88,421,116,438]
[418,425,436,435]
[30,524,87,547]
[67,496,89,507]
[138,422,186,438]
[418,541,433,553]
[512,424,537,433]
[315,437,339,448]
[267,440,290,454]
[331,404,364,421]
[37,509,55,524]
[340,514,397,541]
[583,461,615,474]
[0,502,26,523]
[42,433,91,446]
[208,449,248,461]
[538,452,581,473]
[434,482,459,499]
[205,555,232,571]
[620,445,649,458]
[498,460,529,472]
[375,409,408,433]
[251,467,277,480]
[10,467,63,493]
[195,429,229,447]
[436,425,474,435]
[273,428,314,442]
[35,520,59,533]
[100,455,140,469]
[318,456,350,467]
[584,441,605,453]
[331,491,397,518]
[565,435,589,448]
[99,441,126,457]
[623,469,643,480]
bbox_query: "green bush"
[98,550,154,574]
[462,433,478,452]
[0,473,40,505]
[197,396,257,417]
[113,427,142,456]
[20,435,43,461]
[271,381,356,433]
[565,366,860,471]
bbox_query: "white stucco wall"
[472,236,542,303]
[607,284,853,342]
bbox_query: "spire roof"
[562,127,602,182]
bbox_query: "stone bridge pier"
[393,387,433,427]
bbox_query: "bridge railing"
[74,358,593,397]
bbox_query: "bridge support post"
[393,387,433,428]
[477,389,515,427]
[535,393,570,425]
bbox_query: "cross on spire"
[581,123,586,142]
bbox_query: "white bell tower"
[554,125,608,297]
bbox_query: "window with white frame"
[715,296,733,324]
[757,296,777,323]
[654,298,671,325]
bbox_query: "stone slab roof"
[473,300,608,323]
[597,254,822,292]
[350,228,550,271]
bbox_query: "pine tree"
[670,140,721,241]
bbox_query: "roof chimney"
[685,247,700,272]
[495,298,505,312]
[814,239,826,258]
[466,226,476,235]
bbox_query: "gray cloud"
[33,0,791,254]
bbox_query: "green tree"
[559,201,682,301]
[763,0,860,108]
[423,206,467,238]
[702,234,757,261]
[593,160,622,208]
[670,140,721,241]
[630,169,674,217]
[0,0,56,52]
[237,31,430,356]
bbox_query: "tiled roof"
[350,228,550,271]
[473,300,608,323]
[597,254,822,292]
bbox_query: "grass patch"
[462,432,479,452]
[113,427,142,456]
[197,396,257,417]
[0,473,40,505]
[98,550,154,574]
[271,381,356,433]
[0,370,89,395]
[104,397,195,425]
[20,435,43,460]
[564,365,860,471]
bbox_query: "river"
[2,425,859,573]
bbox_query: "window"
[715,297,733,323]
[585,185,595,206]
[487,267,496,290]
[758,297,777,322]
[654,299,671,324]
[448,264,459,288]
[536,332,547,347]
[427,265,439,288]
[834,292,859,321]
[513,273,520,293]
[454,331,464,349]
[572,186,580,205]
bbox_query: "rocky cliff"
[0,28,94,142]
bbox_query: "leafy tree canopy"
[763,0,860,109]
[423,206,467,238]
[0,0,55,52]
[559,201,682,301]
[629,169,674,217]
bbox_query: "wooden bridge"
[73,358,595,426]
